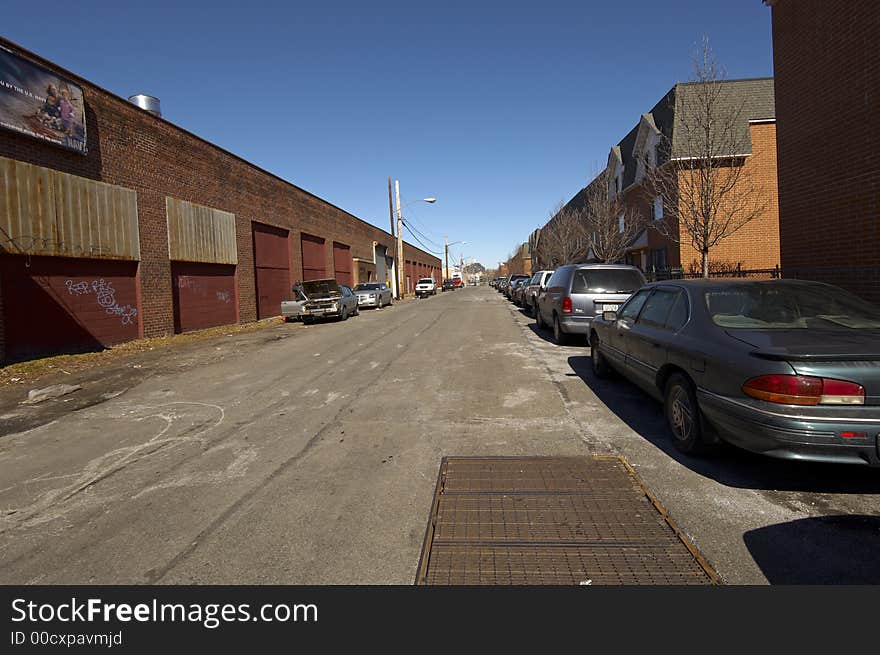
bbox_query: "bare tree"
[646,37,767,277]
[585,171,648,263]
[535,201,589,268]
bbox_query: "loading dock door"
[252,222,290,319]
[333,242,352,287]
[0,254,139,360]
[171,262,236,333]
[301,233,326,281]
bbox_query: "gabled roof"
[668,78,775,159]
[618,78,775,187]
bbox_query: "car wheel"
[553,314,567,345]
[353,304,359,316]
[302,316,313,325]
[535,305,545,329]
[664,373,707,455]
[590,333,612,378]
[340,306,348,321]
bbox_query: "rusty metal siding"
[165,197,237,265]
[0,155,140,260]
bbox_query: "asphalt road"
[1,286,878,584]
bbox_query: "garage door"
[301,233,326,281]
[253,222,290,320]
[333,242,352,287]
[1,254,139,360]
[171,262,236,333]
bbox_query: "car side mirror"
[602,311,617,322]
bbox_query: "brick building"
[765,0,879,303]
[0,38,440,362]
[503,243,532,277]
[539,79,780,276]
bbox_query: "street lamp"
[390,179,436,299]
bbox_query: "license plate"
[603,304,619,311]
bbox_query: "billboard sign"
[0,46,87,154]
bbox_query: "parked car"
[353,282,392,308]
[415,278,438,298]
[452,277,464,288]
[281,284,308,322]
[298,279,359,323]
[522,270,555,317]
[536,264,646,344]
[442,279,455,291]
[505,274,530,300]
[589,279,880,466]
[511,277,530,305]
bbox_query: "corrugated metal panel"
[0,155,140,260]
[166,197,237,265]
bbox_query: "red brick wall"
[0,38,440,359]
[770,0,880,302]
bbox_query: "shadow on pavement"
[744,515,880,584]
[526,322,588,348]
[567,354,880,494]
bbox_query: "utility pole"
[387,177,395,239]
[395,180,404,299]
[444,236,449,282]
[387,177,396,293]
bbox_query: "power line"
[401,216,444,250]
[401,220,444,255]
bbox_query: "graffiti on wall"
[216,291,232,303]
[65,278,138,325]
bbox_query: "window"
[664,290,689,331]
[572,268,645,294]
[652,195,664,221]
[618,215,625,233]
[637,288,678,329]
[651,248,667,271]
[618,289,651,321]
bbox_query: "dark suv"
[536,264,646,344]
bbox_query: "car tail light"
[562,297,572,314]
[742,375,865,406]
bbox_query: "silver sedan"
[354,282,393,308]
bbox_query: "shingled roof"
[621,77,775,186]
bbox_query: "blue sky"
[3,1,773,270]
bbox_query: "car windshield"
[354,284,380,291]
[704,284,880,329]
[418,279,433,284]
[571,269,645,294]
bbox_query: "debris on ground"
[21,384,83,405]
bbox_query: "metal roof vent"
[128,94,161,117]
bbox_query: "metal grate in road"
[416,456,718,585]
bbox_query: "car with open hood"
[289,278,360,324]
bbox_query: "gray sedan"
[354,282,393,308]
[589,279,880,466]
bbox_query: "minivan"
[535,264,646,343]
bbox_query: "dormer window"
[652,195,664,221]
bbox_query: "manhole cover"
[416,456,718,585]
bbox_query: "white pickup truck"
[414,278,437,298]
